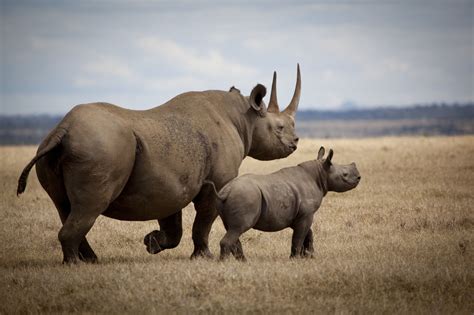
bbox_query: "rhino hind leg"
[144,210,183,254]
[230,239,246,262]
[53,197,99,263]
[36,159,98,263]
[219,230,243,261]
[58,204,102,264]
[57,202,98,263]
[58,168,125,264]
[54,191,98,263]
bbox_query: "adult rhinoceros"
[17,65,301,263]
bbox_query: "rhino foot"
[144,230,164,254]
[61,248,98,264]
[78,241,98,263]
[190,247,214,260]
[79,253,98,263]
[303,252,314,259]
[62,256,80,264]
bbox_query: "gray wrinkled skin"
[214,147,361,261]
[17,66,301,264]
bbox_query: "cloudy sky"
[1,0,473,114]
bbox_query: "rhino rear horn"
[283,64,301,117]
[267,71,279,113]
[249,84,267,116]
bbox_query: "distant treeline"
[1,103,473,145]
[0,115,62,145]
[296,103,474,121]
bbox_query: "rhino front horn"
[283,64,301,116]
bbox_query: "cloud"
[82,58,133,79]
[73,57,135,88]
[138,37,258,78]
[1,1,472,114]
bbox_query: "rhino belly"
[253,186,298,231]
[103,170,199,221]
[253,213,295,232]
[103,183,195,221]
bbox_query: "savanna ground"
[0,136,473,313]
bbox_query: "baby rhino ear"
[317,147,325,160]
[323,149,334,169]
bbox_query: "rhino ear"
[229,86,241,93]
[249,84,267,116]
[323,149,333,169]
[317,147,325,160]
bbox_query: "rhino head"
[317,147,361,192]
[248,65,301,160]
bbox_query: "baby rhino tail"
[202,180,231,203]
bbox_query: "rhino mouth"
[342,176,360,187]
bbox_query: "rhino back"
[136,90,250,187]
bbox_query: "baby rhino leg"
[219,182,261,261]
[290,217,313,258]
[230,239,246,262]
[220,230,244,260]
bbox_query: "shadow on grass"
[0,252,301,269]
[0,253,196,269]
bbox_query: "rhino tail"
[17,126,68,196]
[202,180,231,202]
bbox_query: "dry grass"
[1,136,473,314]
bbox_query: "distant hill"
[296,103,474,120]
[295,103,474,138]
[1,103,473,145]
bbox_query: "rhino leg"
[59,165,129,264]
[302,228,314,258]
[219,230,244,261]
[191,189,218,259]
[290,217,313,259]
[58,205,101,264]
[230,239,246,262]
[143,211,183,254]
[54,195,98,263]
[57,203,98,263]
[219,225,250,261]
[36,158,98,263]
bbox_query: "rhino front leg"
[290,218,313,259]
[191,206,217,259]
[302,228,314,258]
[191,192,217,259]
[144,210,183,254]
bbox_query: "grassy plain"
[0,136,473,313]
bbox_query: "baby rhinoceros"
[210,146,361,261]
